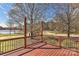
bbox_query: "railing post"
[24,17,27,48]
[58,36,62,48]
[41,21,44,42]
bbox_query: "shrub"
[44,36,58,45]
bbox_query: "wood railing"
[43,35,79,51]
[0,35,79,55]
[0,35,43,55]
[0,37,24,55]
[55,36,79,53]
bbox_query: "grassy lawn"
[44,30,79,35]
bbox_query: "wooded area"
[7,3,79,38]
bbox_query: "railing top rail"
[0,35,42,42]
[0,37,24,41]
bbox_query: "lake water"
[0,30,18,34]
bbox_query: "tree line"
[7,3,79,38]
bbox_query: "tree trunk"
[68,25,70,38]
[30,16,33,39]
[67,17,70,39]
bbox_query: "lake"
[0,30,19,34]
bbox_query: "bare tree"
[8,3,48,38]
[51,3,79,38]
[6,19,14,35]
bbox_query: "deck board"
[23,44,79,56]
[2,43,79,56]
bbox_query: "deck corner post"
[24,16,27,48]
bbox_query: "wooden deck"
[2,42,79,56]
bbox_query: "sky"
[0,3,13,27]
[0,3,55,27]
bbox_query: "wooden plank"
[23,44,79,56]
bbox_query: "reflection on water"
[0,30,19,34]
